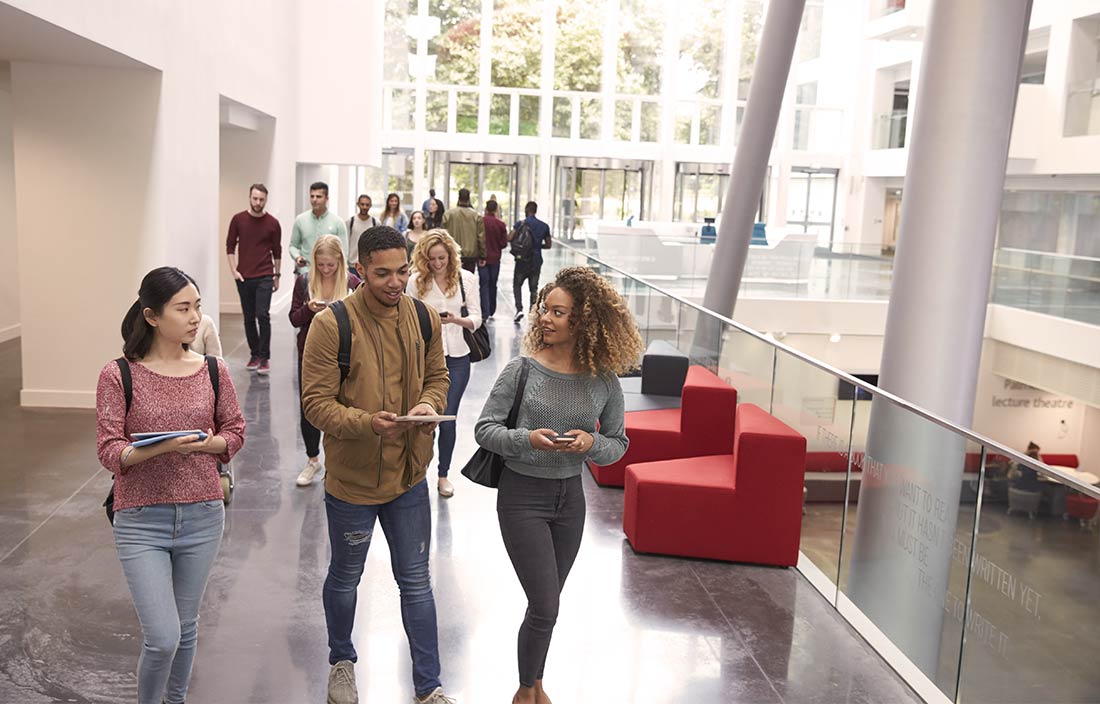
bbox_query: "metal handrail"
[555,239,1100,499]
[998,247,1100,264]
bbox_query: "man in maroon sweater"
[479,199,509,318]
[226,183,282,374]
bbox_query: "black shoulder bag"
[458,275,491,363]
[460,357,530,488]
[103,356,220,524]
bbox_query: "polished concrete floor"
[0,277,919,703]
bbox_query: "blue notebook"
[129,431,207,448]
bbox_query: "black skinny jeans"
[496,468,585,688]
[297,354,321,458]
[235,275,273,359]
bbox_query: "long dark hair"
[384,192,402,218]
[427,197,445,228]
[121,267,199,361]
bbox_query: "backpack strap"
[413,298,433,357]
[331,299,352,386]
[205,355,220,408]
[114,357,132,414]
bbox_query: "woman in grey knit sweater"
[474,267,644,704]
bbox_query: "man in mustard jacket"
[302,226,455,704]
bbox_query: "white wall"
[971,345,1085,455]
[1080,406,1100,470]
[13,62,162,407]
[0,62,18,343]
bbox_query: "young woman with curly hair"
[406,229,481,498]
[473,266,642,704]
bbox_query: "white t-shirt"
[348,215,377,264]
[406,269,482,358]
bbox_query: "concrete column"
[846,0,1032,681]
[693,0,805,357]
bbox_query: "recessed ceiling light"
[909,31,917,38]
[829,333,842,343]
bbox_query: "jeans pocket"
[200,499,224,509]
[118,506,145,515]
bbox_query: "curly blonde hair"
[411,229,461,298]
[523,267,644,376]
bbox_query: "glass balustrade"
[538,241,1100,704]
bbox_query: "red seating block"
[1041,454,1079,468]
[590,365,737,487]
[623,403,807,567]
[1066,493,1098,522]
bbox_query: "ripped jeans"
[322,482,442,698]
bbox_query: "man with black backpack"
[300,226,456,704]
[510,200,551,323]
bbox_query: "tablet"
[129,431,207,448]
[393,415,457,423]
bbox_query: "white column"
[846,0,1033,678]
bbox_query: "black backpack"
[329,298,432,385]
[510,221,534,259]
[103,355,220,524]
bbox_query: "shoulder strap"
[505,358,530,429]
[412,298,432,359]
[457,273,469,316]
[205,355,220,407]
[114,357,132,415]
[348,216,354,233]
[331,300,352,385]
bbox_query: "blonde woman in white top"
[406,229,482,498]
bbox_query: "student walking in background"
[226,183,281,374]
[290,181,348,273]
[407,229,482,498]
[479,199,509,319]
[406,209,429,259]
[381,192,409,233]
[347,193,378,277]
[289,235,360,488]
[96,267,245,704]
[440,188,484,273]
[474,266,641,704]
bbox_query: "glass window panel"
[807,173,837,224]
[625,170,643,221]
[797,1,824,62]
[617,0,662,95]
[576,169,602,234]
[555,0,603,91]
[674,103,693,144]
[489,93,511,135]
[384,0,416,82]
[697,174,720,219]
[579,97,602,139]
[390,88,416,131]
[426,90,449,132]
[640,101,660,142]
[519,95,540,136]
[739,0,764,100]
[492,0,541,88]
[552,96,572,137]
[448,164,475,208]
[456,91,478,133]
[699,103,721,146]
[615,100,633,141]
[678,0,727,99]
[429,0,481,85]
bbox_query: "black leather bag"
[458,275,491,363]
[460,358,530,488]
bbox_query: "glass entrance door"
[430,151,533,226]
[553,157,651,240]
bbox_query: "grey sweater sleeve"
[474,358,530,458]
[586,374,628,466]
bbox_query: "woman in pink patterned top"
[95,267,245,704]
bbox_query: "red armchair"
[590,365,737,487]
[623,404,808,567]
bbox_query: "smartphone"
[552,434,575,444]
[439,311,452,319]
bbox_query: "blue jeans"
[323,484,442,698]
[478,262,500,316]
[113,501,225,704]
[438,354,471,477]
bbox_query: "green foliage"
[617,0,662,95]
[491,2,542,88]
[554,0,602,91]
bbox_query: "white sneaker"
[513,311,524,323]
[438,477,455,498]
[297,459,323,486]
[414,687,456,704]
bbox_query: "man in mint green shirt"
[290,181,348,272]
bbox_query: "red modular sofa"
[590,365,738,487]
[1041,454,1079,468]
[623,403,807,567]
